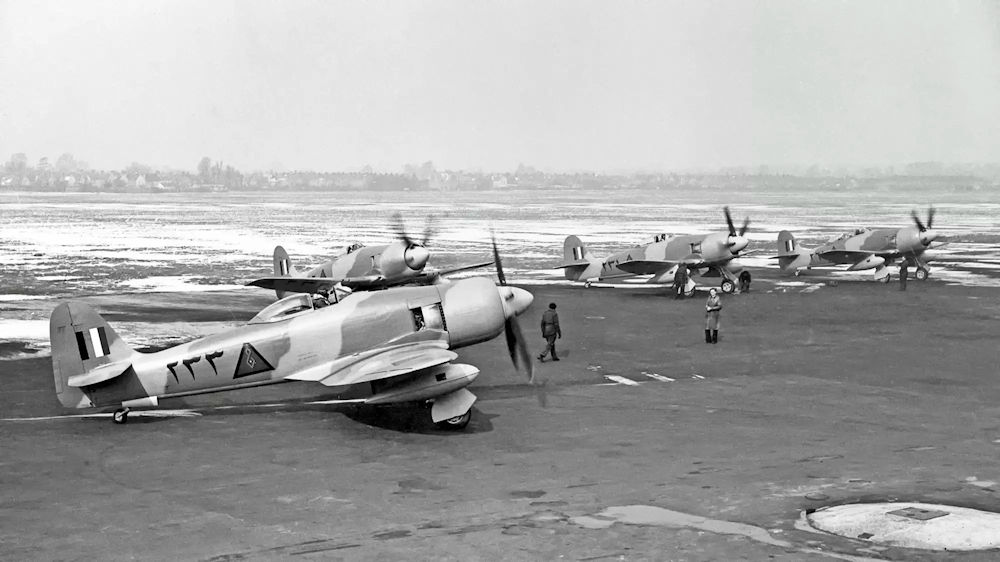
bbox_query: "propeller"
[911,206,938,246]
[723,207,750,253]
[491,231,534,383]
[390,212,432,271]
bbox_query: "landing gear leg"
[434,409,472,430]
[112,408,130,425]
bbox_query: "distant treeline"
[2,153,998,192]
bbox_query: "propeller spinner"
[391,213,434,271]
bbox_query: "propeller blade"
[505,317,534,383]
[491,231,507,286]
[927,206,935,229]
[390,212,413,245]
[738,217,750,237]
[724,207,736,237]
[422,215,438,246]
[911,210,926,232]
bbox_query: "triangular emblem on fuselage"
[233,343,274,379]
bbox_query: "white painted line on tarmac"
[643,373,675,382]
[603,375,641,386]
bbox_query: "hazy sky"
[1,0,998,172]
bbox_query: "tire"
[584,281,592,288]
[915,269,928,281]
[684,287,696,298]
[720,279,736,294]
[880,273,891,283]
[435,410,471,430]
[112,409,129,425]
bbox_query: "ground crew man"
[738,270,751,293]
[705,288,722,344]
[538,302,561,361]
[899,262,908,291]
[673,266,688,299]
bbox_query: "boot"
[712,330,719,344]
[705,329,712,343]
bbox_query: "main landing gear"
[434,409,472,430]
[915,268,929,281]
[112,408,130,424]
[720,279,736,294]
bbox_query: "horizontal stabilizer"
[437,261,494,276]
[556,260,591,269]
[248,276,341,295]
[67,360,132,388]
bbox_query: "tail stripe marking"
[785,239,795,252]
[89,327,109,358]
[573,247,583,260]
[74,327,109,360]
[279,259,289,276]
[76,331,89,360]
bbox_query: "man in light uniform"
[705,288,722,344]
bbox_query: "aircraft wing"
[435,260,494,276]
[617,260,677,275]
[247,276,342,295]
[816,250,873,263]
[284,330,457,387]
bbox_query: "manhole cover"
[808,502,1000,551]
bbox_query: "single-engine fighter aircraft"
[558,207,752,293]
[774,207,941,282]
[249,214,491,298]
[49,242,533,429]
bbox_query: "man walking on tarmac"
[538,302,562,361]
[899,262,908,291]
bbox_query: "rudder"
[272,245,296,299]
[50,302,137,408]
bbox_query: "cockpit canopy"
[249,294,329,324]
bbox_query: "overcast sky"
[1,0,998,172]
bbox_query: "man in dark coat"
[673,266,688,299]
[537,302,562,361]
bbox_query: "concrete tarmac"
[2,278,1000,561]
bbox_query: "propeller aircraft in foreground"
[773,207,942,282]
[249,213,491,298]
[558,207,752,294]
[49,241,533,429]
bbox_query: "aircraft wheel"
[112,409,129,425]
[915,269,929,281]
[684,287,696,298]
[880,273,891,283]
[584,281,592,288]
[793,270,801,277]
[435,410,471,430]
[720,279,736,294]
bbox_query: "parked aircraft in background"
[558,207,752,293]
[774,207,941,282]
[49,240,533,429]
[249,214,490,298]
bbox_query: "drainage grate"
[887,507,949,521]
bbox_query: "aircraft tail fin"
[775,230,814,272]
[776,231,799,257]
[272,245,297,299]
[558,235,596,281]
[50,302,138,409]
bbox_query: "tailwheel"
[112,408,129,425]
[584,281,592,288]
[435,409,471,430]
[915,268,929,281]
[720,279,736,294]
[684,286,696,298]
[880,273,891,283]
